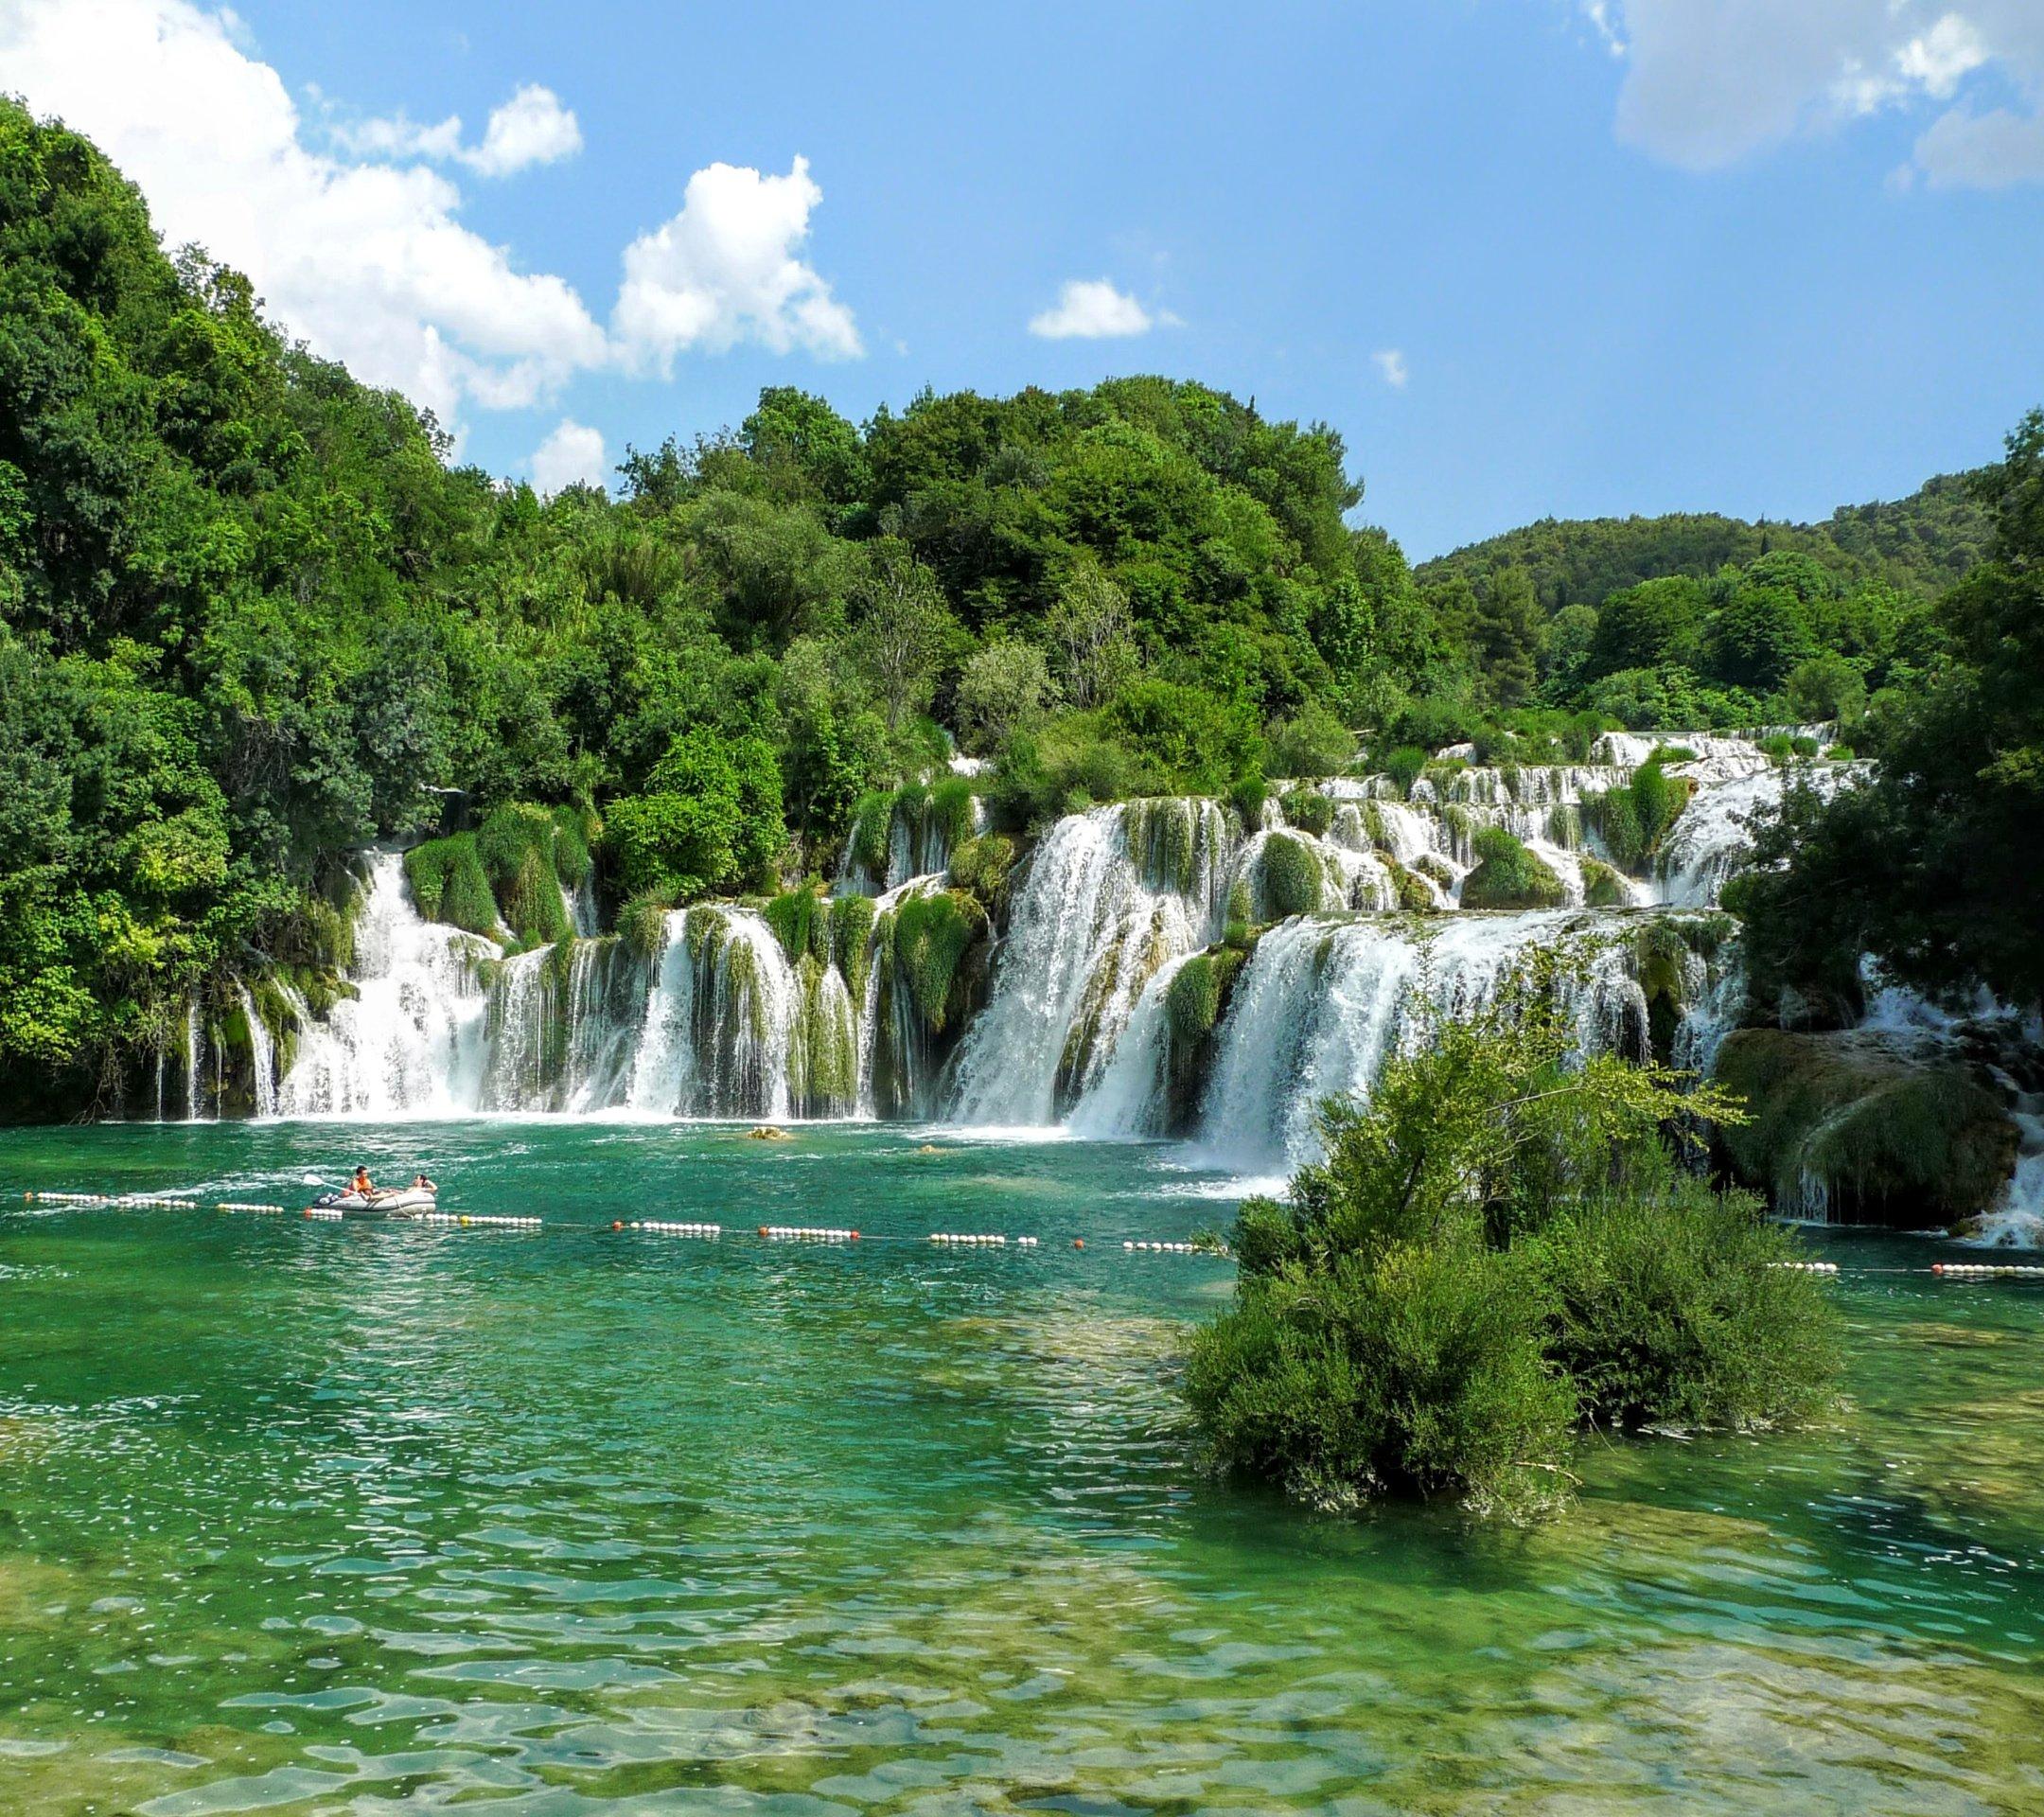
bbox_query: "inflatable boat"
[306,1187,438,1219]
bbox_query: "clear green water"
[3,1122,2043,1816]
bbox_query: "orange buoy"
[611,1219,624,1231]
[851,1230,860,1240]
[1072,1238,1084,1249]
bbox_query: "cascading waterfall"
[948,800,1237,1125]
[258,732,1867,1171]
[185,998,205,1121]
[236,980,277,1120]
[277,852,492,1116]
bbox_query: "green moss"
[1413,854,1456,892]
[1124,798,1200,894]
[1383,856,1437,912]
[848,789,895,876]
[830,893,877,1003]
[1580,856,1630,908]
[891,890,985,1032]
[1283,787,1334,837]
[1261,833,1323,919]
[1713,1029,2018,1226]
[1360,800,1388,850]
[1459,827,1564,910]
[404,834,498,937]
[790,954,857,1115]
[1229,768,1268,832]
[477,803,573,947]
[947,832,1015,907]
[1583,760,1695,873]
[763,886,830,963]
[620,889,672,961]
[1167,953,1225,1046]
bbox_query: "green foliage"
[404,836,498,937]
[1260,833,1324,919]
[929,775,977,853]
[947,832,1015,908]
[847,790,896,877]
[829,892,877,1003]
[1228,767,1268,832]
[619,889,673,961]
[1583,756,1693,873]
[477,803,572,947]
[1187,954,1826,1517]
[890,890,983,1032]
[1528,1177,1841,1431]
[762,886,829,963]
[1166,952,1226,1047]
[1265,702,1354,778]
[1282,787,1334,838]
[1579,856,1630,908]
[1383,746,1428,798]
[1458,827,1564,909]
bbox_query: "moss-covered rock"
[1581,856,1630,908]
[891,890,986,1032]
[829,893,876,1003]
[1260,832,1324,919]
[1459,828,1564,910]
[947,832,1015,908]
[762,885,830,964]
[1713,1028,2017,1226]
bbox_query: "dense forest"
[1,98,2035,1116]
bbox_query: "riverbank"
[3,1120,2043,1814]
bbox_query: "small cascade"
[1652,762,1845,907]
[185,998,205,1121]
[236,980,278,1120]
[277,852,493,1116]
[624,908,837,1119]
[1191,911,1672,1172]
[948,800,1237,1124]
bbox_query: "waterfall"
[1192,911,1659,1172]
[623,907,842,1120]
[237,980,277,1120]
[185,998,205,1121]
[277,852,492,1116]
[947,800,1236,1125]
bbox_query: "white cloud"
[612,155,861,369]
[1028,277,1174,340]
[464,83,581,177]
[530,418,608,496]
[1372,348,1409,390]
[1912,102,2044,185]
[0,0,608,431]
[329,83,581,178]
[1589,1,2044,186]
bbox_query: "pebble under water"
[2,1120,2042,1815]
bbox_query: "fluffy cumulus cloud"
[328,82,583,177]
[1588,1,2044,186]
[530,418,608,496]
[1372,348,1409,390]
[0,0,862,441]
[0,0,608,430]
[612,156,862,370]
[1028,278,1175,340]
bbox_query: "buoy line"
[21,1187,2044,1274]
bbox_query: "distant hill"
[1416,473,1991,613]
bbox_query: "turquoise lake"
[3,1120,2042,1814]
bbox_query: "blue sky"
[5,0,2042,556]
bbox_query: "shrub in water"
[948,832,1015,908]
[763,886,829,963]
[1458,826,1564,909]
[1185,951,1832,1519]
[1383,746,1428,799]
[830,892,877,1003]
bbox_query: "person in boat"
[412,1173,435,1194]
[351,1164,375,1200]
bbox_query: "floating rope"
[623,1220,722,1236]
[1770,1261,1840,1274]
[760,1224,856,1241]
[1933,1261,2044,1279]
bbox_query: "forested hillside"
[0,98,2030,1113]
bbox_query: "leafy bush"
[1186,954,1831,1519]
[947,832,1015,907]
[1166,952,1225,1046]
[1383,746,1428,798]
[929,775,978,854]
[1528,1177,1839,1431]
[1260,833,1323,918]
[762,886,829,963]
[1458,826,1563,909]
[478,803,570,947]
[1282,787,1334,837]
[1265,702,1354,779]
[619,889,673,961]
[847,789,895,876]
[404,835,498,937]
[1228,767,1268,833]
[1579,856,1630,908]
[830,892,877,1002]
[1583,756,1693,873]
